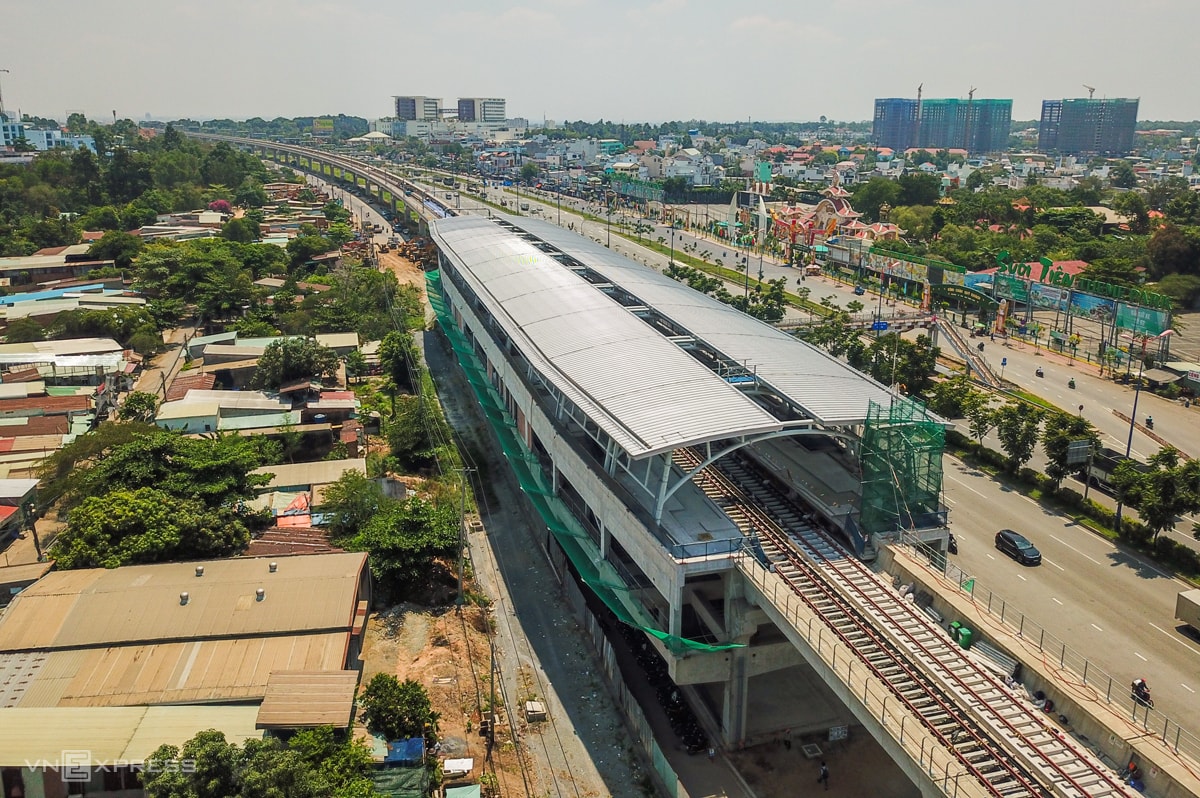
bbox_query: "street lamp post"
[606,190,613,247]
[670,226,676,266]
[1113,329,1174,532]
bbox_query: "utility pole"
[456,467,475,611]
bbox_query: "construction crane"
[963,87,976,153]
[1083,84,1096,99]
[0,69,9,121]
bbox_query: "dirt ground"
[360,603,539,797]
[726,731,920,798]
[379,250,428,294]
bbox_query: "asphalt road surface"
[944,457,1200,722]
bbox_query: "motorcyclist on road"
[1146,415,1155,430]
[1035,367,1044,378]
[1132,678,1152,706]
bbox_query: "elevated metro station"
[427,213,950,745]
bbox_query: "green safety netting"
[427,270,738,653]
[859,397,946,535]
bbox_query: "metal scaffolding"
[859,397,946,536]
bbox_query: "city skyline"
[2,0,1198,125]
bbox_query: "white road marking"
[1091,623,1104,632]
[1044,558,1066,571]
[1049,534,1102,565]
[1149,622,1200,654]
[985,553,996,560]
[1134,652,1147,661]
[945,472,988,498]
[1016,574,1027,582]
[944,496,957,506]
[1052,597,1064,606]
[1183,684,1196,694]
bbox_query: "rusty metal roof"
[0,552,367,651]
[255,670,359,729]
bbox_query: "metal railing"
[897,531,1200,766]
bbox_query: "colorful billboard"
[312,118,335,137]
[1068,292,1116,324]
[1029,283,1069,312]
[995,275,1030,304]
[1115,302,1171,336]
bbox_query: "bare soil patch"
[361,603,538,797]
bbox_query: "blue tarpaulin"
[383,737,425,766]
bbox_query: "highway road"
[944,456,1200,726]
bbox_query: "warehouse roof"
[0,552,367,651]
[255,670,359,729]
[0,705,261,766]
[430,216,783,458]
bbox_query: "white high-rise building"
[393,96,442,122]
[457,97,506,124]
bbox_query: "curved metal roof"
[430,216,784,458]
[501,216,903,426]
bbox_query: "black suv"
[995,529,1041,565]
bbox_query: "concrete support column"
[722,647,750,747]
[599,519,609,559]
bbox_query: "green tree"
[1109,162,1138,189]
[351,497,459,598]
[88,230,144,269]
[344,350,368,384]
[144,728,374,798]
[963,391,998,444]
[925,375,983,419]
[1111,447,1200,542]
[993,400,1045,471]
[1041,411,1099,491]
[520,162,540,182]
[118,390,160,422]
[319,469,383,539]
[1146,223,1200,279]
[865,333,939,394]
[46,428,275,513]
[378,330,420,392]
[221,217,259,243]
[851,178,902,222]
[49,487,251,569]
[359,673,439,741]
[897,173,942,207]
[250,338,339,390]
[3,317,47,343]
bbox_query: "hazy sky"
[4,0,1197,124]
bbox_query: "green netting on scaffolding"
[427,270,737,653]
[859,396,946,536]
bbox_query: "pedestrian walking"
[817,761,829,790]
[707,747,716,761]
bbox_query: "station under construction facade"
[426,214,948,744]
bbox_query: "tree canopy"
[143,728,375,798]
[250,337,340,390]
[359,674,439,742]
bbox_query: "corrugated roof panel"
[430,217,783,457]
[508,217,903,426]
